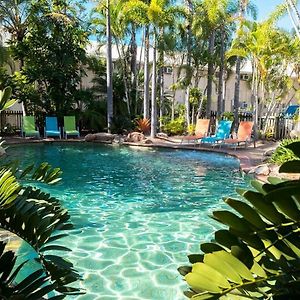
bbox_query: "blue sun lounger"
[200,120,232,144]
[45,116,61,139]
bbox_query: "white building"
[84,41,299,113]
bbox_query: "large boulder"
[85,133,115,143]
[126,132,146,143]
[249,164,270,176]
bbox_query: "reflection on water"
[10,143,246,300]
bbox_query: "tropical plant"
[0,86,16,111]
[0,88,83,298]
[270,137,300,165]
[163,117,185,135]
[136,118,151,134]
[179,141,300,299]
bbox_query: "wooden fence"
[207,111,294,140]
[0,111,23,135]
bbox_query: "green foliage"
[0,160,83,298]
[11,0,88,116]
[179,141,300,299]
[0,86,16,111]
[187,124,196,135]
[270,138,300,165]
[162,117,185,135]
[222,111,234,121]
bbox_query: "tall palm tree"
[233,0,248,129]
[144,24,150,119]
[184,0,193,127]
[106,0,113,133]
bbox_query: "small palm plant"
[179,141,300,299]
[136,118,151,135]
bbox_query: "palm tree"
[184,0,193,127]
[144,24,150,119]
[285,0,300,38]
[106,0,113,133]
[233,0,249,129]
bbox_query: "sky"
[255,0,299,30]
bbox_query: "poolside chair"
[181,119,210,144]
[22,116,40,138]
[63,116,80,139]
[200,120,232,145]
[45,116,61,139]
[221,121,254,149]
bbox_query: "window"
[241,74,250,81]
[239,101,248,109]
[163,66,173,74]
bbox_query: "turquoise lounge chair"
[200,120,232,144]
[22,116,40,138]
[63,116,80,139]
[45,116,61,139]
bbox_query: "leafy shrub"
[187,124,196,135]
[179,141,300,299]
[163,117,185,135]
[270,138,300,165]
[222,111,234,121]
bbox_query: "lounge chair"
[200,120,232,145]
[22,116,40,138]
[45,116,61,139]
[63,116,80,139]
[221,121,254,149]
[181,119,210,144]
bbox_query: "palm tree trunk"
[171,63,176,121]
[233,57,241,126]
[286,0,300,38]
[115,39,130,115]
[130,26,138,114]
[184,0,193,127]
[217,27,225,117]
[206,30,215,118]
[151,30,157,138]
[144,25,150,119]
[106,0,113,133]
[158,27,164,130]
[233,0,247,129]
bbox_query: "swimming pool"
[9,143,246,299]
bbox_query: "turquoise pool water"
[9,143,246,300]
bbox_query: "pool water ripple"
[9,143,247,300]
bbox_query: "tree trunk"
[286,0,300,38]
[217,27,225,117]
[151,31,157,138]
[233,57,241,127]
[233,1,247,129]
[106,0,113,133]
[130,26,138,114]
[184,0,193,127]
[115,39,130,115]
[171,63,176,121]
[143,25,150,119]
[158,27,164,130]
[206,30,215,118]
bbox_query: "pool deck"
[3,135,279,172]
